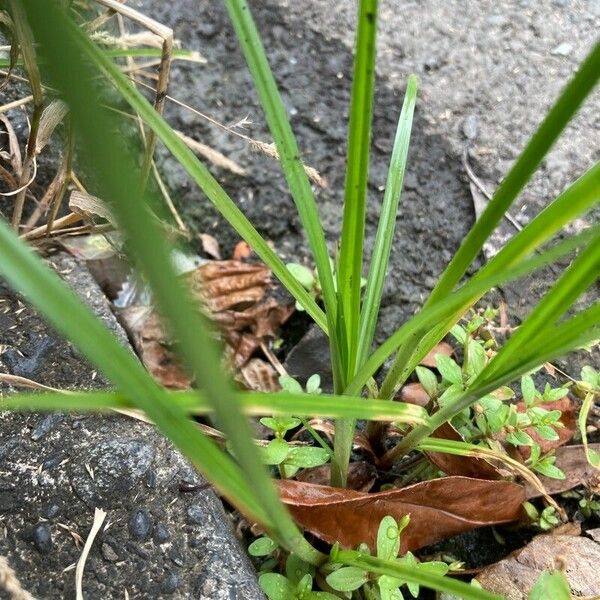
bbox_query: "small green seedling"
[260,374,329,477]
[287,260,366,312]
[528,569,570,600]
[326,516,450,600]
[523,502,561,531]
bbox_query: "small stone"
[551,42,573,56]
[462,114,479,140]
[31,413,64,441]
[32,523,52,554]
[42,451,66,471]
[101,543,119,562]
[43,504,61,519]
[186,504,205,525]
[160,571,180,594]
[154,523,170,544]
[169,545,185,567]
[129,509,152,540]
[145,469,156,489]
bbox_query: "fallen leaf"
[232,240,252,260]
[420,342,454,368]
[525,443,600,498]
[118,306,193,390]
[199,233,221,259]
[117,258,293,391]
[278,477,525,552]
[399,382,430,407]
[212,298,294,340]
[189,260,271,312]
[296,462,376,492]
[476,534,600,599]
[237,358,279,392]
[69,190,117,226]
[516,397,576,458]
[427,422,503,480]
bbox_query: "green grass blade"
[346,224,600,396]
[337,0,379,378]
[0,218,269,525]
[23,0,324,565]
[478,239,600,383]
[2,389,429,424]
[379,159,600,398]
[426,40,600,306]
[58,7,327,333]
[330,0,379,490]
[379,41,600,399]
[335,551,501,600]
[223,0,337,330]
[357,75,417,367]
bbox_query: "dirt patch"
[145,0,476,346]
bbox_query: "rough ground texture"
[139,0,599,348]
[0,254,263,599]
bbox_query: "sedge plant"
[0,1,599,598]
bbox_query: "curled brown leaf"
[278,477,525,552]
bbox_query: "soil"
[140,0,599,351]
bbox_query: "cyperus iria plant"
[0,1,599,598]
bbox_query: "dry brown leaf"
[278,477,525,552]
[0,114,22,174]
[516,397,576,458]
[189,260,271,312]
[117,258,292,390]
[212,298,294,340]
[199,233,221,259]
[296,462,377,492]
[476,534,600,599]
[232,241,252,260]
[526,443,600,498]
[420,341,454,368]
[237,358,279,392]
[427,422,503,480]
[118,306,193,390]
[69,190,117,226]
[399,382,430,407]
[35,100,68,155]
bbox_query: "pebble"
[129,509,152,540]
[154,523,171,544]
[43,503,61,519]
[31,413,64,441]
[551,42,573,56]
[41,451,66,471]
[160,571,180,594]
[169,545,185,567]
[186,505,205,525]
[101,543,119,562]
[32,523,52,554]
[462,114,479,140]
